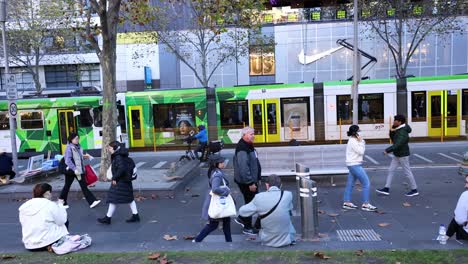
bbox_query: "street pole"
[352,0,360,125]
[0,0,18,173]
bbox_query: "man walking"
[376,114,419,197]
[233,126,261,235]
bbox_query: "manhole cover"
[337,229,381,242]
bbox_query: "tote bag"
[84,165,98,186]
[208,179,237,219]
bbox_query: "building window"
[336,93,384,124]
[1,70,35,91]
[220,100,249,130]
[411,91,427,122]
[45,64,100,90]
[153,103,196,139]
[20,111,44,130]
[0,112,10,130]
[463,89,468,121]
[249,45,275,76]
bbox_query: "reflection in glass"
[220,100,249,129]
[337,95,352,124]
[431,96,441,128]
[267,103,277,134]
[59,112,67,144]
[447,94,457,128]
[131,110,141,140]
[411,91,426,122]
[0,112,10,130]
[252,104,263,135]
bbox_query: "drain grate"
[337,229,381,242]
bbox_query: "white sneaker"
[90,200,101,208]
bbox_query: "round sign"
[9,102,17,117]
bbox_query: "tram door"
[428,90,461,137]
[128,106,144,147]
[249,99,280,143]
[58,110,77,154]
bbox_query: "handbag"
[106,165,113,181]
[84,165,98,186]
[208,178,237,219]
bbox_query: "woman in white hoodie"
[343,125,377,212]
[19,183,69,251]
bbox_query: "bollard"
[296,163,319,240]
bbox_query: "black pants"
[194,142,207,159]
[59,172,96,205]
[447,218,468,240]
[195,217,232,242]
[237,183,260,229]
[0,170,15,179]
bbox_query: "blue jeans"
[344,165,370,204]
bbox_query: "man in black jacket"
[0,149,15,180]
[233,126,262,235]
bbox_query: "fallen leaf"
[149,220,158,223]
[328,213,339,217]
[376,210,386,214]
[378,223,391,227]
[148,252,161,260]
[183,235,195,240]
[318,210,326,214]
[1,255,16,260]
[245,237,256,241]
[151,194,157,199]
[160,255,169,264]
[163,234,178,241]
[355,249,365,256]
[403,202,411,207]
[330,219,336,223]
[180,200,187,204]
[314,252,331,260]
[191,194,200,197]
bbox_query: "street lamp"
[0,0,18,174]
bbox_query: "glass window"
[117,105,127,133]
[280,97,311,126]
[78,108,93,127]
[220,100,249,130]
[463,89,468,121]
[1,70,34,91]
[249,45,275,76]
[336,93,384,124]
[0,112,10,130]
[20,111,44,130]
[411,91,427,122]
[153,103,196,139]
[92,106,103,127]
[45,65,79,89]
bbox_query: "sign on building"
[5,73,17,100]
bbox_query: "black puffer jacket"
[111,146,131,182]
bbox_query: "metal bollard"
[296,163,319,240]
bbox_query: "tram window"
[220,100,249,129]
[0,112,9,130]
[337,95,353,124]
[411,91,426,122]
[336,94,384,124]
[20,111,44,130]
[280,97,311,127]
[153,103,196,135]
[117,105,127,133]
[463,89,468,121]
[92,106,103,127]
[78,109,93,127]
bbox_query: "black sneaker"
[405,189,419,197]
[97,216,111,225]
[234,217,245,228]
[242,228,259,235]
[376,187,390,196]
[126,214,140,223]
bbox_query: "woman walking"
[97,141,139,224]
[193,154,232,242]
[59,133,100,208]
[343,125,377,212]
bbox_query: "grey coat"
[201,169,231,220]
[239,186,296,247]
[233,139,261,185]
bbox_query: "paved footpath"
[1,164,467,252]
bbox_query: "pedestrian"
[445,175,468,240]
[233,126,262,235]
[193,125,208,160]
[0,148,15,180]
[376,115,419,196]
[239,175,296,247]
[343,125,377,212]
[193,154,232,242]
[59,133,101,208]
[97,141,139,224]
[19,183,69,251]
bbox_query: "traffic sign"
[9,102,17,118]
[5,74,17,100]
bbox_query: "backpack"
[126,157,137,181]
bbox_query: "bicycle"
[179,133,196,162]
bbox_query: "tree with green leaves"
[129,0,265,88]
[3,0,77,94]
[359,0,465,79]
